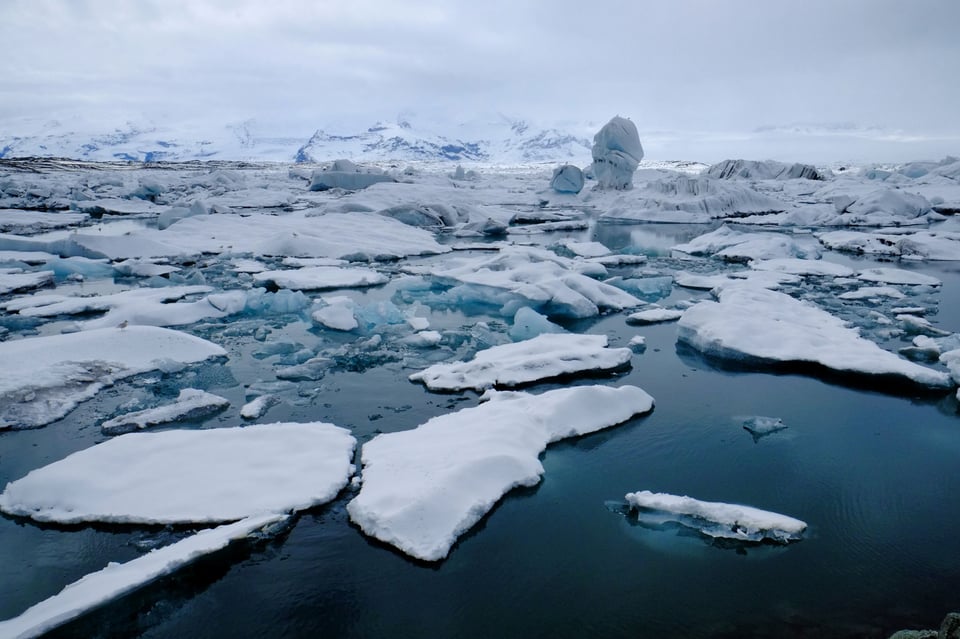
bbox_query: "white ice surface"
[100,388,230,435]
[677,284,952,388]
[627,307,684,324]
[348,384,655,561]
[856,267,942,286]
[625,490,806,543]
[0,326,227,429]
[253,265,388,290]
[0,422,356,524]
[671,225,820,262]
[0,514,287,639]
[409,333,632,391]
[751,258,854,277]
[0,269,54,295]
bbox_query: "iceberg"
[549,164,585,194]
[100,388,230,435]
[671,225,821,262]
[624,490,807,543]
[591,116,643,190]
[348,385,655,561]
[0,513,288,639]
[308,160,396,191]
[677,284,952,388]
[0,326,227,429]
[409,333,632,391]
[0,422,356,524]
[705,159,825,181]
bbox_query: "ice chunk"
[672,226,820,262]
[411,245,641,319]
[627,307,684,324]
[100,388,230,435]
[705,159,825,181]
[556,240,610,258]
[838,286,906,301]
[591,116,644,190]
[856,267,941,287]
[847,189,932,220]
[308,161,395,191]
[742,415,788,441]
[409,333,631,391]
[0,422,356,524]
[253,266,388,291]
[0,268,54,295]
[348,384,655,561]
[0,209,88,234]
[0,514,288,639]
[751,258,854,278]
[240,394,279,420]
[677,284,952,388]
[508,306,565,341]
[0,326,226,429]
[550,164,585,194]
[311,295,359,331]
[624,490,806,543]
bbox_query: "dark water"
[2,229,959,638]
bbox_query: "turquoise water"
[2,236,959,638]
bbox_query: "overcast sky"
[1,0,958,160]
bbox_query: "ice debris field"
[1,118,960,634]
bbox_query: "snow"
[409,333,632,391]
[677,284,952,388]
[0,326,226,429]
[0,422,356,524]
[624,490,807,543]
[0,513,288,639]
[253,265,388,291]
[348,384,655,561]
[100,388,230,435]
[591,116,644,190]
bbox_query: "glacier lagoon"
[1,159,959,637]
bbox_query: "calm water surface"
[1,226,959,638]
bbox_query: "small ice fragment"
[100,389,229,435]
[626,307,684,324]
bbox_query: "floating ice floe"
[838,286,906,301]
[240,394,279,420]
[816,229,960,261]
[677,284,952,388]
[855,267,941,287]
[311,295,360,331]
[0,269,54,295]
[674,269,799,291]
[253,265,388,291]
[624,490,807,543]
[3,285,231,330]
[100,388,230,435]
[0,209,88,234]
[751,258,854,278]
[626,307,684,325]
[671,225,820,262]
[0,326,227,429]
[409,245,640,319]
[0,422,356,524]
[409,333,631,391]
[348,384,655,561]
[741,416,788,441]
[0,513,287,639]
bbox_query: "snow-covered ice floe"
[408,333,632,391]
[100,388,230,435]
[624,490,807,544]
[0,513,288,639]
[677,285,953,389]
[0,326,227,429]
[253,265,388,291]
[0,269,54,295]
[0,422,355,523]
[348,385,655,561]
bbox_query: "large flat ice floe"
[348,385,655,561]
[253,265,388,290]
[0,422,356,523]
[0,326,227,429]
[677,285,952,388]
[409,333,632,391]
[624,491,807,543]
[0,513,287,639]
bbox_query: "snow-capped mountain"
[0,115,593,164]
